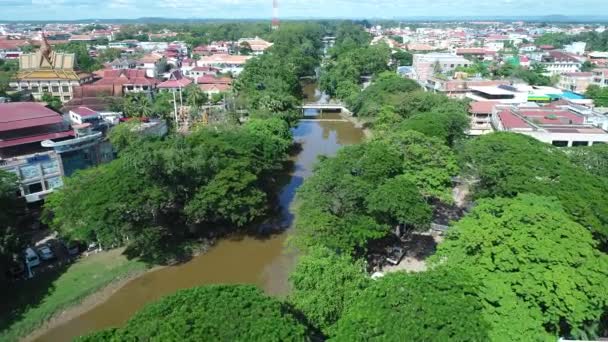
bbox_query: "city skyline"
[1,0,608,21]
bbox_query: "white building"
[564,42,587,56]
[491,104,608,147]
[412,53,471,83]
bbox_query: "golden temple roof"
[15,34,85,81]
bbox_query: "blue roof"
[560,91,585,100]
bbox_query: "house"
[0,38,30,59]
[157,71,193,92]
[0,102,108,202]
[197,54,252,75]
[93,69,159,95]
[237,37,273,55]
[519,44,537,54]
[110,58,137,70]
[540,51,582,76]
[558,72,593,93]
[9,36,94,103]
[188,66,220,78]
[466,85,529,104]
[137,53,165,78]
[68,34,94,43]
[199,83,231,96]
[196,75,231,85]
[491,103,608,147]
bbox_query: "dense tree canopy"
[43,122,292,262]
[320,23,390,102]
[567,143,608,178]
[78,285,310,341]
[331,268,490,341]
[460,132,608,240]
[374,130,459,201]
[0,170,25,276]
[349,72,420,117]
[295,140,431,255]
[289,247,369,334]
[586,85,608,107]
[433,194,608,340]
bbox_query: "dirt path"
[23,263,163,342]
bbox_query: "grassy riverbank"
[0,249,149,342]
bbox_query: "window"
[31,86,39,93]
[51,86,59,93]
[20,165,41,180]
[572,141,589,147]
[62,86,70,92]
[24,182,43,195]
[593,141,606,145]
[44,177,63,190]
[450,64,455,68]
[127,86,134,90]
[552,141,568,147]
[41,86,49,92]
[42,160,60,175]
[64,96,70,101]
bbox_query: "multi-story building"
[592,68,608,88]
[9,36,94,103]
[0,102,108,202]
[540,51,582,76]
[426,77,510,99]
[558,72,593,93]
[412,53,471,83]
[491,103,608,147]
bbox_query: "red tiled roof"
[0,130,74,148]
[196,75,232,85]
[71,106,97,117]
[470,101,500,114]
[199,84,231,92]
[519,109,584,125]
[498,110,531,129]
[158,78,193,88]
[0,103,63,132]
[0,39,30,50]
[94,69,158,86]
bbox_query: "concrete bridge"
[300,102,351,114]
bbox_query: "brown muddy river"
[36,103,364,341]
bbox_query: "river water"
[35,87,364,342]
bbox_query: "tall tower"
[272,0,279,30]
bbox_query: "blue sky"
[0,0,607,20]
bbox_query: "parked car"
[65,241,81,256]
[36,245,55,261]
[24,247,40,268]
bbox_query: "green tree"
[289,247,369,335]
[41,93,62,111]
[123,93,153,118]
[78,285,310,341]
[366,176,432,233]
[376,129,459,202]
[332,268,490,341]
[433,194,608,340]
[586,84,608,107]
[0,171,24,276]
[460,132,608,240]
[239,41,253,55]
[567,143,608,178]
[392,49,413,67]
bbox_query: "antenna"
[272,0,279,30]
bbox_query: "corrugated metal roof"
[0,103,63,132]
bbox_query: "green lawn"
[0,249,148,342]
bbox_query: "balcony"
[41,132,103,154]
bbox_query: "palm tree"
[185,84,208,118]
